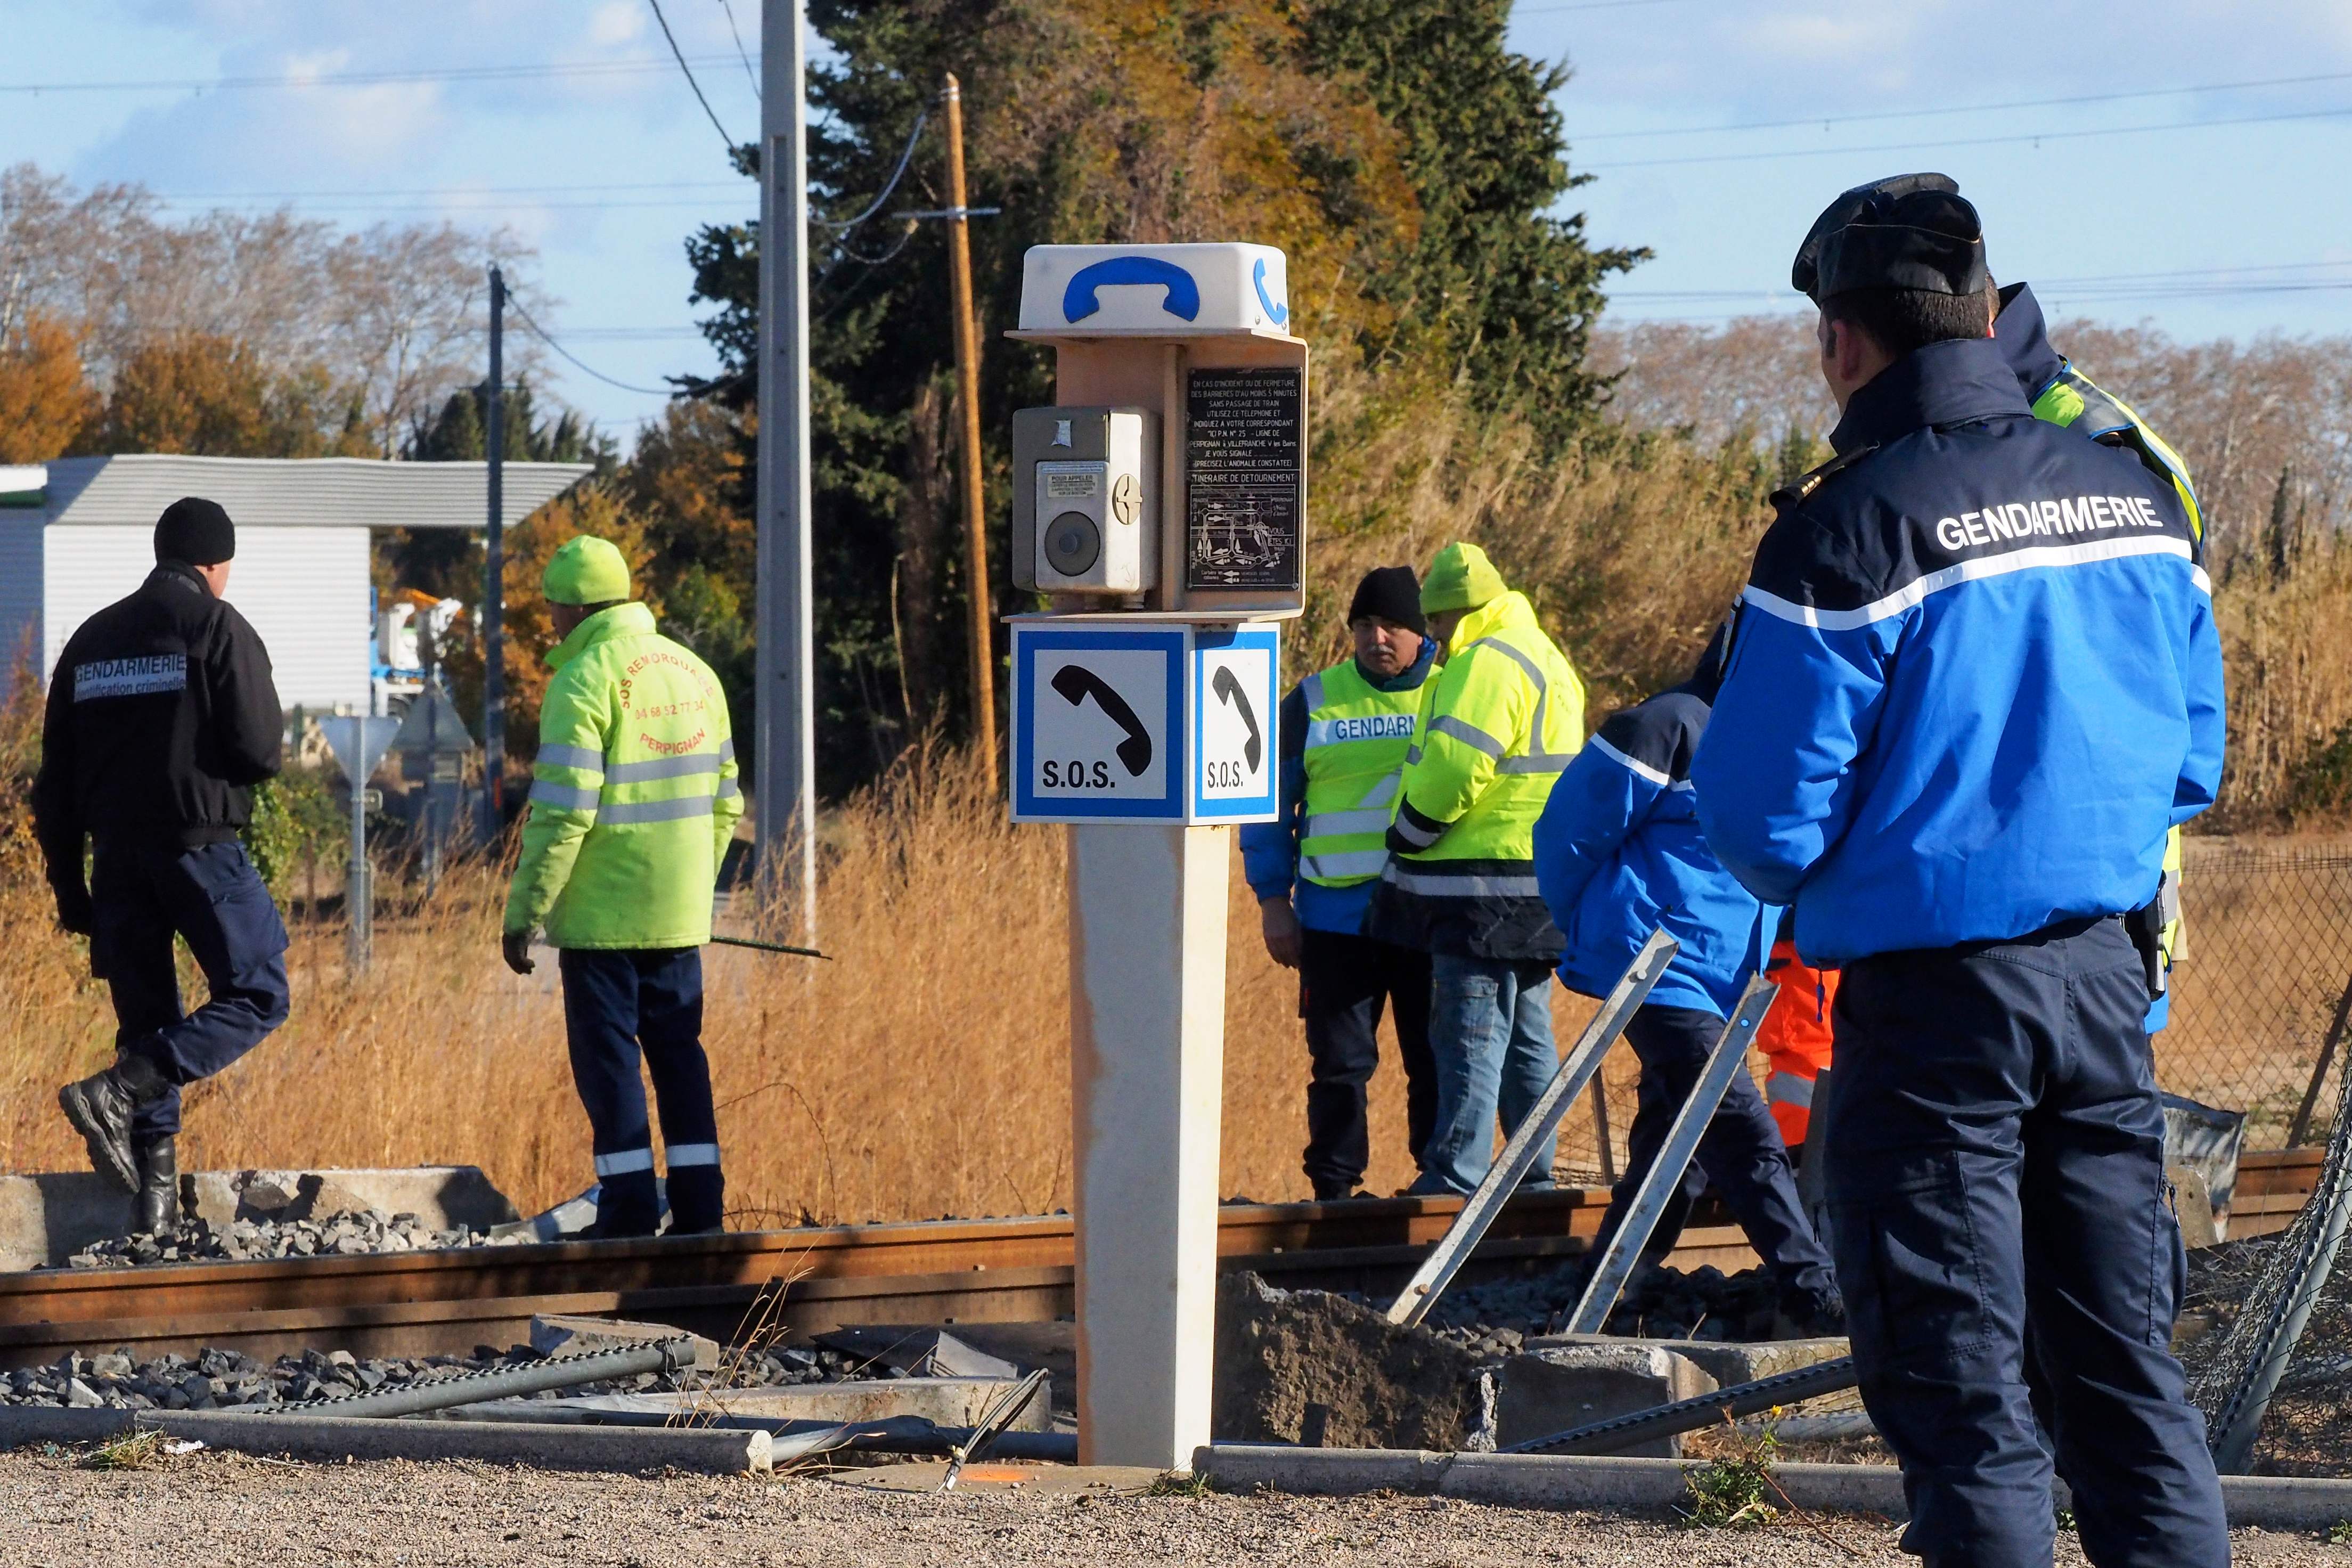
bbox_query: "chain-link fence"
[2166,842,2352,1147]
[1545,838,2352,1186]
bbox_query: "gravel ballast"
[0,1448,2340,1567]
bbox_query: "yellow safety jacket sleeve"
[713,744,744,871]
[504,663,611,936]
[1399,640,1535,829]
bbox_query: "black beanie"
[1348,566,1426,635]
[155,497,236,567]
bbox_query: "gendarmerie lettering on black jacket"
[31,563,283,871]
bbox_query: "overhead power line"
[1572,69,2352,142]
[1583,101,2352,171]
[502,295,678,397]
[718,0,761,100]
[813,112,930,230]
[0,54,740,95]
[647,0,737,148]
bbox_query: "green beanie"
[1420,541,1506,615]
[543,535,632,606]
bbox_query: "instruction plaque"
[1185,366,1303,592]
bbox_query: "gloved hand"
[501,928,537,976]
[52,881,95,937]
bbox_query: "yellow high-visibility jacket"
[503,602,741,949]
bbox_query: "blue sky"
[5,1,2348,445]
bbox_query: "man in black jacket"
[31,497,291,1234]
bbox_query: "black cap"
[154,496,235,567]
[1793,173,1987,300]
[1347,566,1426,636]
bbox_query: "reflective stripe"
[1464,634,1569,769]
[594,1147,656,1177]
[1301,671,1326,713]
[666,1142,721,1167]
[718,738,736,763]
[537,743,605,773]
[1358,772,1401,808]
[607,753,723,783]
[1404,744,1423,765]
[1429,714,1506,759]
[1302,849,1390,880]
[717,776,741,801]
[1496,753,1574,775]
[1383,867,1542,898]
[1304,806,1394,837]
[1589,733,1671,788]
[529,779,601,811]
[599,796,716,825]
[1767,1072,1816,1109]
[1389,812,1444,851]
[1742,535,2206,631]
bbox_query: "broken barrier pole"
[1561,976,1778,1336]
[1384,928,1678,1328]
[1502,1354,1858,1456]
[263,1337,697,1420]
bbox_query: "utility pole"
[942,73,997,794]
[484,265,508,833]
[758,0,819,940]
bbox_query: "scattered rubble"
[1392,1261,1791,1345]
[0,1336,938,1413]
[63,1209,531,1268]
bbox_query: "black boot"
[58,1054,168,1194]
[136,1136,179,1237]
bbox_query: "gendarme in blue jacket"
[1691,336,2226,965]
[1536,682,1770,1018]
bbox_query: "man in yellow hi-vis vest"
[1242,567,1439,1200]
[1367,542,1586,1196]
[501,536,742,1238]
[1994,277,2197,1032]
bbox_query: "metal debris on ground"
[0,1335,929,1414]
[63,1209,530,1269]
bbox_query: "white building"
[0,454,594,712]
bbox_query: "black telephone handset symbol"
[1051,665,1154,776]
[1211,666,1262,773]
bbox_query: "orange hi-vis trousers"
[1759,940,1837,1148]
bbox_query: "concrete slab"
[1196,1445,2352,1532]
[0,1406,768,1473]
[0,1167,519,1270]
[837,1460,1163,1496]
[437,1377,1054,1433]
[1495,1345,1716,1459]
[1523,1333,1847,1391]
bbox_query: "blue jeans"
[1410,955,1558,1195]
[90,840,290,1142]
[1827,916,2225,1568]
[558,948,723,1235]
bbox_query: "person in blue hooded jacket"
[1691,176,2227,1568]
[1533,632,1840,1332]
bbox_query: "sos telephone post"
[1007,243,1305,1468]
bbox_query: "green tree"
[677,0,1639,796]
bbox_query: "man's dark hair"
[1821,282,1997,360]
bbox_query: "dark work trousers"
[1298,928,1436,1197]
[1826,915,2227,1568]
[89,840,291,1144]
[558,947,723,1236]
[1587,1004,1835,1297]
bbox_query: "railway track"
[0,1147,2318,1367]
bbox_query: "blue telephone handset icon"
[1252,257,1289,326]
[1062,256,1201,324]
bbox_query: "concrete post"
[1067,822,1228,1468]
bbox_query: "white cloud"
[588,2,645,47]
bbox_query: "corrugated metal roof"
[39,454,595,530]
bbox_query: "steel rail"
[1501,1354,1859,1456]
[0,1147,2321,1367]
